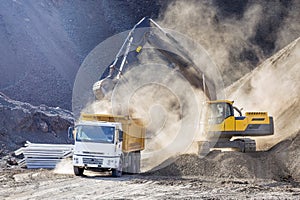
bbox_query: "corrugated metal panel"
[14,141,74,169]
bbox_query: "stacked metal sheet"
[15,141,74,169]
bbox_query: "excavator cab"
[207,100,238,134]
[208,101,233,125]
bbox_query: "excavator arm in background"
[92,17,216,100]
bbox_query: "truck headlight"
[73,157,79,164]
[106,159,114,166]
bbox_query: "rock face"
[0,0,161,110]
[0,93,74,157]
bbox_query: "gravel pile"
[148,131,300,182]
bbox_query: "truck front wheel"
[74,166,84,176]
[112,158,123,177]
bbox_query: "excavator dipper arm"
[93,17,216,100]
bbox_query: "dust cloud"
[53,159,73,175]
[81,99,112,115]
[80,28,227,170]
[158,0,300,85]
[227,37,300,150]
[158,1,263,85]
[107,63,207,171]
[79,20,228,171]
[275,2,300,51]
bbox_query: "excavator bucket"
[93,78,116,100]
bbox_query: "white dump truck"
[68,114,145,177]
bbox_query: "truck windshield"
[75,125,115,143]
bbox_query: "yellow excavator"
[92,17,274,153]
[201,100,274,153]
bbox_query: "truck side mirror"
[68,127,74,139]
[119,130,123,142]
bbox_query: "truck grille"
[83,157,103,165]
[82,151,104,155]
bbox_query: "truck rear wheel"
[74,166,84,176]
[129,151,141,174]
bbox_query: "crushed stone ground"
[0,169,299,200]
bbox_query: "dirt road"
[1,170,299,200]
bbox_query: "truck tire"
[134,151,141,174]
[128,151,141,174]
[129,152,135,174]
[112,157,123,177]
[74,166,84,176]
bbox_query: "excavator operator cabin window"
[209,103,225,124]
[209,103,233,124]
[224,103,233,119]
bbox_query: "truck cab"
[70,121,123,176]
[69,114,145,177]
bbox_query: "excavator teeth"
[93,80,105,100]
[93,78,116,100]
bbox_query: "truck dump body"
[80,114,145,153]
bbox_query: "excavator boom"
[93,17,216,100]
